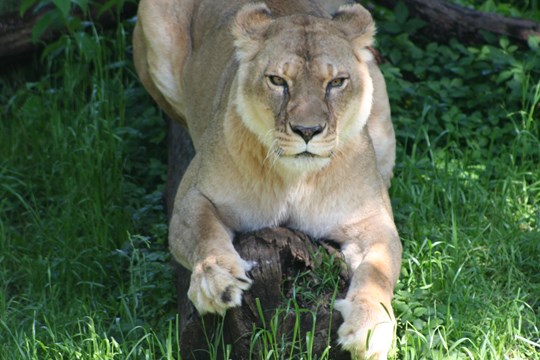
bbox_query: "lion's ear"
[232,3,273,61]
[333,4,376,62]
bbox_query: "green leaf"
[480,30,497,44]
[394,1,409,25]
[413,307,429,317]
[98,0,124,17]
[32,10,59,42]
[74,32,98,60]
[41,36,68,61]
[20,0,37,16]
[51,0,71,17]
[527,35,540,51]
[499,36,509,49]
[405,18,426,34]
[71,0,89,13]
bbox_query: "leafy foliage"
[19,0,132,42]
[372,2,540,358]
[452,0,540,21]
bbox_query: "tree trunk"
[165,121,350,359]
[375,0,540,44]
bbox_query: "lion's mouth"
[295,151,318,158]
[279,150,332,171]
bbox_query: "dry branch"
[375,0,540,44]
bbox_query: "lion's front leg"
[169,188,252,315]
[333,213,402,360]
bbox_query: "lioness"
[133,0,402,358]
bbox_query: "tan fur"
[134,1,401,358]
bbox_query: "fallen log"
[374,0,540,45]
[176,228,350,359]
[0,9,42,57]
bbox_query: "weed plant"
[0,0,539,359]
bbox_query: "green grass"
[1,1,539,359]
[0,21,175,359]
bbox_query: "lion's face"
[233,4,375,172]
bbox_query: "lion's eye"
[327,77,347,89]
[268,75,287,87]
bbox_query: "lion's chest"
[219,180,355,239]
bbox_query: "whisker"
[261,129,276,165]
[263,138,281,169]
[269,146,283,168]
[262,129,274,145]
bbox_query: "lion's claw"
[188,255,253,315]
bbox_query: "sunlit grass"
[388,76,540,358]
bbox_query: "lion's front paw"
[335,298,395,360]
[188,254,253,315]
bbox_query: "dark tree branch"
[0,10,41,57]
[374,0,540,44]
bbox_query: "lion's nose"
[290,124,324,143]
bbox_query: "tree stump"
[165,120,351,359]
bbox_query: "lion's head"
[232,3,376,173]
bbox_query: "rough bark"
[0,9,42,57]
[374,0,540,44]
[165,122,350,359]
[177,228,351,360]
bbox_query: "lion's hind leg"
[133,0,196,126]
